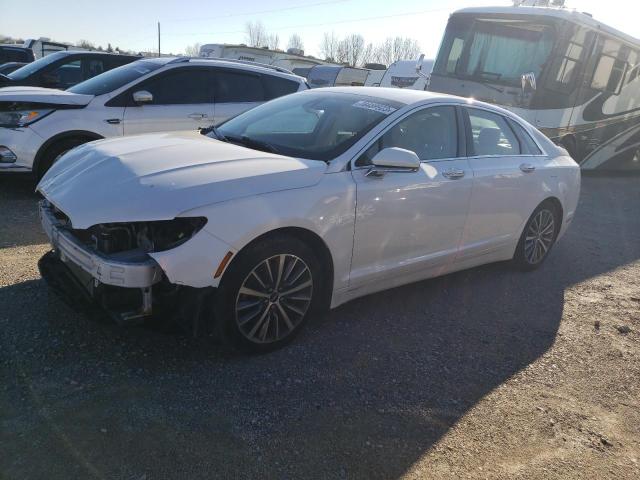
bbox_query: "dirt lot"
[0,175,638,480]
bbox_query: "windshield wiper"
[226,135,281,154]
[199,125,228,142]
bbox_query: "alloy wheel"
[524,209,555,265]
[235,254,313,344]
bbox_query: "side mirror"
[367,147,420,177]
[132,90,153,104]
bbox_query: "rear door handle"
[104,118,121,125]
[188,113,208,120]
[442,168,465,180]
[520,163,536,173]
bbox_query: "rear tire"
[513,201,560,271]
[214,235,323,353]
[36,138,89,181]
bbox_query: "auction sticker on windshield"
[352,100,397,115]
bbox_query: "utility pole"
[157,22,161,57]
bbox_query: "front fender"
[179,172,357,292]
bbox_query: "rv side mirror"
[521,72,537,93]
[132,90,153,104]
[416,53,425,74]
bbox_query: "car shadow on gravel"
[0,175,46,248]
[1,177,639,479]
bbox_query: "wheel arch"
[33,130,103,174]
[223,226,335,311]
[542,196,564,232]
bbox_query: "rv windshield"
[434,16,556,86]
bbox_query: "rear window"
[262,75,300,100]
[215,70,264,102]
[466,108,520,156]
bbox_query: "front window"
[356,106,459,166]
[68,60,163,96]
[435,16,555,86]
[215,91,404,161]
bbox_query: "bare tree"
[362,42,374,66]
[245,21,280,50]
[245,21,268,47]
[76,39,95,50]
[287,34,304,52]
[338,34,365,67]
[267,33,280,50]
[319,32,339,62]
[374,37,421,65]
[184,42,202,57]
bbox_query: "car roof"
[306,86,528,121]
[155,56,306,81]
[49,50,140,59]
[310,86,460,105]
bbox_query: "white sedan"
[37,88,580,352]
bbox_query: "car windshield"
[67,60,163,96]
[7,51,69,80]
[215,91,404,161]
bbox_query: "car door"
[460,107,545,262]
[212,68,265,125]
[350,105,473,288]
[122,67,214,135]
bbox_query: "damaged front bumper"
[38,201,216,334]
[39,200,163,289]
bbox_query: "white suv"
[0,57,308,178]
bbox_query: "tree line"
[224,21,422,67]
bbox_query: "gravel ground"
[1,174,639,480]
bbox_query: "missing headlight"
[89,217,208,255]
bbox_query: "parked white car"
[37,88,580,352]
[0,57,307,178]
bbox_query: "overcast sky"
[1,0,638,57]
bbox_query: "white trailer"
[379,56,434,90]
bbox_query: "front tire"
[513,202,560,271]
[36,138,89,181]
[214,235,322,353]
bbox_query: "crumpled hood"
[0,86,93,106]
[37,131,327,229]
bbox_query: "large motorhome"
[428,6,640,171]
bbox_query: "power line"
[168,0,350,24]
[162,5,457,37]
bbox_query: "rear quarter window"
[262,75,300,100]
[215,70,264,103]
[508,119,543,155]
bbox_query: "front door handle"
[188,113,208,120]
[520,163,536,173]
[442,168,465,180]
